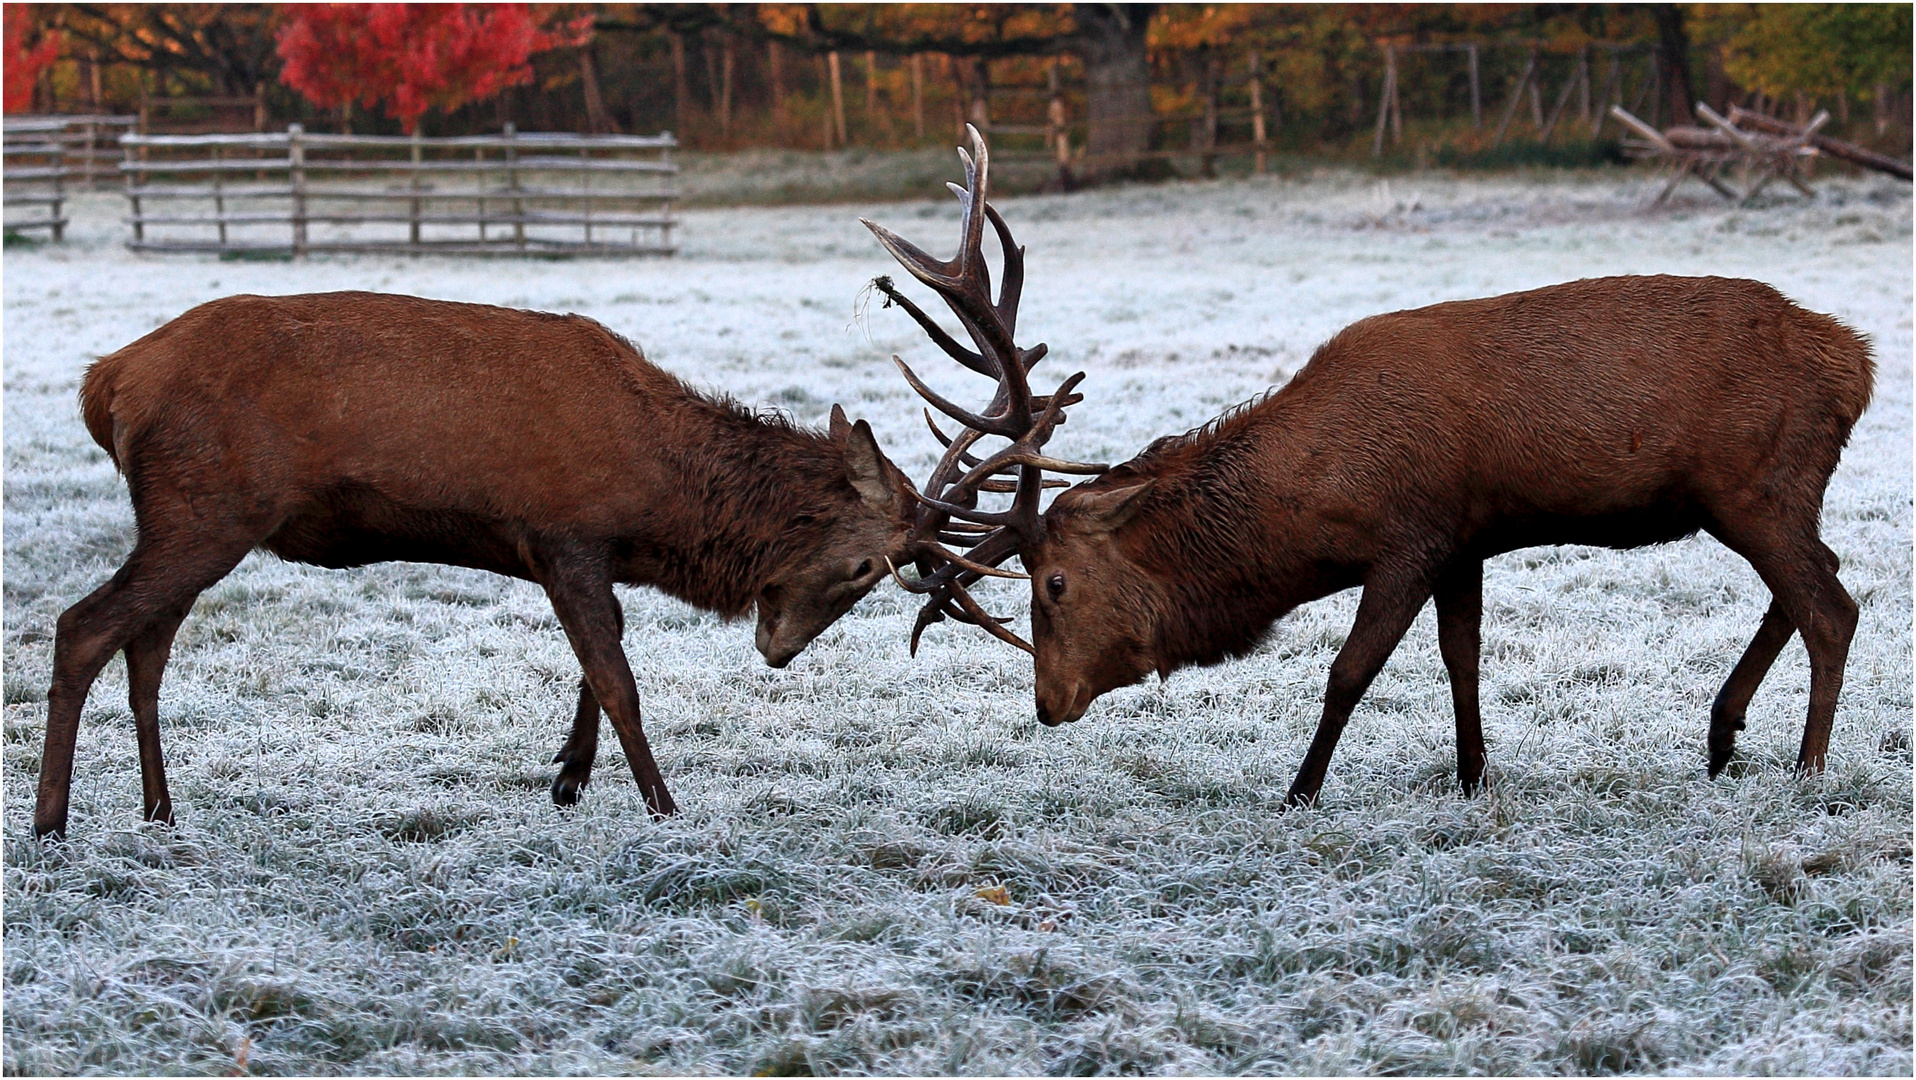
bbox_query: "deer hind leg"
[1434,560,1487,795]
[530,546,674,818]
[37,526,255,839]
[1284,565,1433,808]
[549,597,622,806]
[1708,600,1794,776]
[127,611,188,825]
[1714,520,1855,775]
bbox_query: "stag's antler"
[861,125,1106,654]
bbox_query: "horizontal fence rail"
[119,124,678,257]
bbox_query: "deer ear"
[1074,479,1154,534]
[829,403,852,443]
[843,419,897,509]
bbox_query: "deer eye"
[855,559,874,578]
[1047,572,1066,600]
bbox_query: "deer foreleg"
[1284,567,1432,808]
[531,548,675,818]
[1433,560,1486,794]
[550,599,622,806]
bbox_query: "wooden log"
[1728,105,1911,180]
[1608,105,1674,152]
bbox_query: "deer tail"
[1827,320,1877,432]
[78,353,125,472]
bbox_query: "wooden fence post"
[289,123,307,258]
[1538,58,1581,145]
[124,131,142,247]
[1249,50,1267,175]
[1576,47,1591,125]
[1492,51,1537,149]
[1468,43,1482,129]
[48,137,67,242]
[911,54,926,140]
[212,145,227,251]
[409,130,423,248]
[828,51,848,146]
[1372,44,1397,157]
[505,122,525,252]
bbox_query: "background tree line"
[7,3,1909,177]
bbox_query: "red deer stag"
[870,127,1874,807]
[35,292,918,839]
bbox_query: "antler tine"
[945,576,1034,653]
[978,478,1069,492]
[985,203,1025,340]
[922,410,991,489]
[911,488,1022,528]
[894,356,1021,439]
[923,541,1029,581]
[872,276,992,377]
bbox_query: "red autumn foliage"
[5,3,63,113]
[276,4,590,133]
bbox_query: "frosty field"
[4,167,1911,1075]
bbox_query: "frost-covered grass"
[4,168,1910,1075]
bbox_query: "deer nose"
[1036,701,1060,727]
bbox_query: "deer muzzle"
[754,605,798,669]
[1034,679,1091,727]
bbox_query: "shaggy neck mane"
[645,386,853,617]
[1118,390,1299,669]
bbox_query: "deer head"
[862,125,1115,709]
[753,404,918,668]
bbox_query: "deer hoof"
[551,774,588,807]
[1707,718,1745,778]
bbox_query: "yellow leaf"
[974,885,1010,905]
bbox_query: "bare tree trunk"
[579,46,618,134]
[969,56,990,131]
[702,31,723,131]
[669,31,689,136]
[769,41,787,137]
[1653,3,1694,128]
[949,54,965,139]
[867,50,893,140]
[720,35,735,139]
[1075,3,1156,178]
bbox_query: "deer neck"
[628,401,847,618]
[1124,407,1332,673]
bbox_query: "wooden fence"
[7,114,138,197]
[3,117,82,240]
[119,125,679,257]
